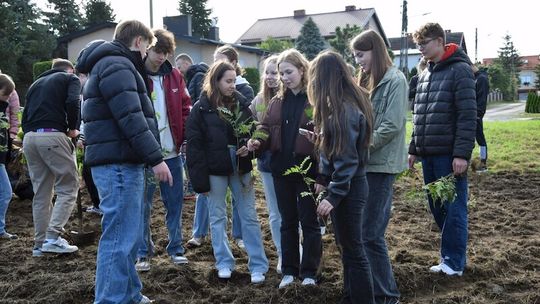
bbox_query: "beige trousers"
[23,132,79,247]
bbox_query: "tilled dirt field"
[0,171,539,304]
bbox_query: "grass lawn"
[406,119,540,173]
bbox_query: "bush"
[526,92,534,113]
[243,67,260,96]
[32,61,52,80]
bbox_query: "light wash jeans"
[259,170,282,257]
[0,164,12,235]
[138,156,185,258]
[206,147,268,273]
[191,189,242,239]
[92,164,146,304]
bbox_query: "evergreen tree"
[0,0,55,92]
[487,62,510,99]
[494,34,523,100]
[257,37,294,54]
[534,64,540,90]
[84,0,115,27]
[178,0,212,38]
[329,24,361,64]
[44,0,85,36]
[295,17,326,60]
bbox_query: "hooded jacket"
[147,59,191,153]
[235,75,254,103]
[185,62,209,103]
[75,39,163,167]
[475,69,489,117]
[409,44,477,160]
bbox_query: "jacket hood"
[35,68,66,80]
[75,40,136,74]
[146,59,173,76]
[235,75,249,86]
[432,43,472,71]
[475,69,488,78]
[186,62,209,82]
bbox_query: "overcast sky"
[35,0,540,61]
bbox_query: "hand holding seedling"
[247,139,260,151]
[453,157,468,175]
[317,199,333,216]
[236,145,249,157]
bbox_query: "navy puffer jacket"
[409,45,477,160]
[75,40,163,167]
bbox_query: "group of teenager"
[0,19,484,304]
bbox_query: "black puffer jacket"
[186,92,254,193]
[186,63,209,103]
[409,45,477,160]
[475,69,489,117]
[75,40,163,167]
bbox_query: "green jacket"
[367,66,408,174]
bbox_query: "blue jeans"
[421,155,468,271]
[191,193,209,238]
[138,156,185,258]
[0,164,12,235]
[260,170,282,257]
[191,189,242,240]
[180,151,194,194]
[332,176,374,304]
[206,147,268,273]
[364,173,400,303]
[92,164,146,304]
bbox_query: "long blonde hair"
[350,30,392,92]
[257,55,279,120]
[308,51,373,158]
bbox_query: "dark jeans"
[421,155,468,271]
[273,176,322,279]
[82,163,100,208]
[333,176,374,304]
[364,173,400,303]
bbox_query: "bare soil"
[1,171,539,304]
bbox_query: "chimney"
[345,5,356,11]
[208,26,220,41]
[163,15,192,37]
[294,9,306,18]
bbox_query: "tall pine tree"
[44,0,84,36]
[84,0,115,27]
[329,24,362,64]
[494,34,523,100]
[0,0,55,92]
[295,17,326,60]
[178,0,212,38]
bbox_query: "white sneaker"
[278,275,295,288]
[235,238,245,249]
[171,254,189,264]
[301,278,317,286]
[41,237,78,253]
[135,257,151,272]
[32,247,43,257]
[251,272,265,284]
[276,256,282,274]
[429,263,463,276]
[138,295,154,303]
[218,268,232,279]
[187,237,203,247]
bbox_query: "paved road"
[483,102,527,121]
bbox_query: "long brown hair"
[276,49,310,99]
[350,30,392,92]
[202,61,236,109]
[257,55,279,120]
[308,51,373,159]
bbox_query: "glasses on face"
[416,38,435,49]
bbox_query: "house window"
[521,75,532,86]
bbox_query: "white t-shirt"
[149,75,178,159]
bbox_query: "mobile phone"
[299,128,311,136]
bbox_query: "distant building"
[389,30,468,74]
[236,5,390,48]
[483,55,540,100]
[57,18,266,70]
